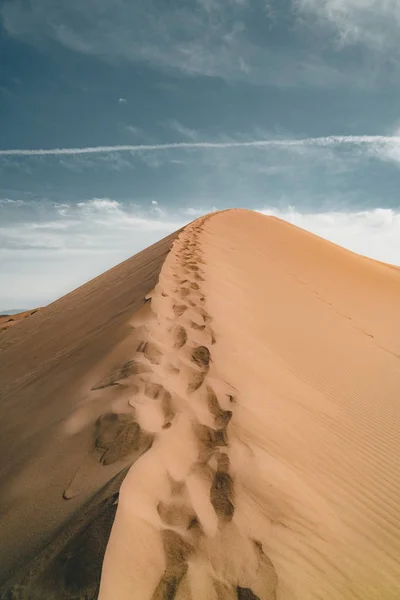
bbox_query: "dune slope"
[98,209,400,600]
[0,229,180,597]
[1,209,400,599]
[0,309,41,333]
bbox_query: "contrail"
[0,136,398,157]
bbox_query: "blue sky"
[1,0,400,309]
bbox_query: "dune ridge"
[99,209,400,599]
[1,209,400,599]
[97,213,277,600]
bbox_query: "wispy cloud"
[168,120,201,141]
[0,0,355,87]
[1,135,400,165]
[0,198,25,205]
[1,199,400,309]
[0,198,186,307]
[296,0,400,50]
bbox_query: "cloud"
[296,0,400,50]
[0,199,187,308]
[0,0,352,87]
[77,198,120,211]
[1,200,400,309]
[118,97,127,103]
[124,125,143,137]
[1,135,400,167]
[0,198,25,205]
[261,206,400,265]
[168,120,201,141]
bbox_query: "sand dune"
[0,309,41,333]
[1,209,400,599]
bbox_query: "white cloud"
[0,200,187,308]
[0,0,352,87]
[1,201,400,309]
[261,206,400,265]
[2,135,400,167]
[296,0,400,49]
[125,125,142,137]
[0,198,25,205]
[118,97,127,103]
[77,198,120,211]
[168,120,200,141]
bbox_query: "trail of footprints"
[64,217,277,599]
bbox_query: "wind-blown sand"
[1,209,400,599]
[0,309,40,333]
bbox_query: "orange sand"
[1,210,400,599]
[0,308,40,332]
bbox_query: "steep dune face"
[98,210,400,600]
[1,209,400,599]
[0,229,180,596]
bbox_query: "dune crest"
[98,215,276,600]
[99,209,400,600]
[1,209,400,599]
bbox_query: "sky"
[1,0,400,310]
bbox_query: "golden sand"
[1,210,400,599]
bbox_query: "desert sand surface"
[1,209,400,599]
[0,309,41,333]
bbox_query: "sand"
[1,209,400,599]
[0,309,40,333]
[0,229,180,597]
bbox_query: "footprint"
[157,501,196,529]
[173,304,187,317]
[162,391,175,426]
[197,308,212,323]
[189,321,206,331]
[210,454,234,522]
[138,342,163,365]
[206,387,233,430]
[191,346,210,370]
[100,424,142,465]
[248,540,278,599]
[151,530,193,600]
[179,288,191,299]
[187,370,206,393]
[91,360,151,390]
[193,272,205,282]
[94,412,151,465]
[185,264,200,272]
[213,580,237,599]
[236,589,260,600]
[195,425,228,463]
[144,381,164,399]
[173,325,188,349]
[94,412,135,449]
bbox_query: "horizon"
[1,0,400,308]
[0,207,399,313]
